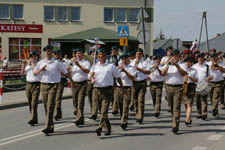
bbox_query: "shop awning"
[51,27,139,43]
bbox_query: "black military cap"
[54,49,61,54]
[172,49,180,55]
[30,51,39,57]
[97,48,107,53]
[75,48,84,53]
[136,48,144,53]
[44,45,53,51]
[184,56,194,62]
[166,46,173,51]
[153,54,161,60]
[111,46,119,51]
[210,52,218,57]
[197,53,205,58]
[120,53,130,59]
[223,53,225,58]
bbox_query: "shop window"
[116,8,127,22]
[70,7,80,21]
[104,8,114,22]
[13,5,23,20]
[44,6,55,21]
[0,4,10,20]
[9,38,41,60]
[58,7,68,21]
[129,8,139,22]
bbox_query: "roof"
[153,39,188,51]
[199,32,225,52]
[52,27,138,43]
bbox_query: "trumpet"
[212,63,220,70]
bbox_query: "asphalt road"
[0,90,225,150]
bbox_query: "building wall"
[0,0,154,59]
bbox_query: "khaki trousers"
[115,87,131,125]
[133,80,147,121]
[209,81,223,112]
[165,84,171,111]
[166,84,183,129]
[71,80,87,121]
[112,86,119,113]
[54,78,66,118]
[196,93,208,117]
[93,86,113,132]
[41,83,58,130]
[221,79,225,105]
[86,80,93,113]
[26,82,40,122]
[150,82,163,114]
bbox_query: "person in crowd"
[161,49,187,134]
[3,56,9,69]
[221,53,225,109]
[21,51,41,126]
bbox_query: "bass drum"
[196,81,212,96]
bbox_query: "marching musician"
[21,51,41,126]
[67,48,91,126]
[221,53,225,109]
[161,49,187,134]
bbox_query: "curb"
[0,95,72,111]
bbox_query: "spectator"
[3,56,8,69]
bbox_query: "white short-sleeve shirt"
[192,63,210,84]
[186,66,198,83]
[116,64,135,87]
[130,58,150,81]
[207,61,225,82]
[164,63,186,85]
[91,62,120,87]
[71,59,91,82]
[34,58,68,83]
[149,64,164,82]
[25,64,41,82]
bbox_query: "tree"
[154,29,166,42]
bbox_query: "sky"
[154,0,225,41]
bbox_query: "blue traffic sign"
[118,26,129,37]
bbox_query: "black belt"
[73,80,87,84]
[133,79,146,83]
[188,83,196,85]
[95,86,113,89]
[167,84,183,87]
[150,81,163,84]
[209,81,223,84]
[116,86,131,88]
[27,82,40,85]
[41,83,57,85]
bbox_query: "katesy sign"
[0,24,43,33]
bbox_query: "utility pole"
[198,11,210,52]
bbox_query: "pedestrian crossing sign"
[118,26,129,37]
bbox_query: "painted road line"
[192,147,208,150]
[207,134,223,141]
[0,122,73,146]
[221,126,225,130]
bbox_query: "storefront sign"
[0,24,43,33]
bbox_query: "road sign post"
[118,26,129,53]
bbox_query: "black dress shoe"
[130,105,134,112]
[202,115,207,120]
[196,115,202,119]
[171,128,178,134]
[42,128,54,135]
[89,115,97,120]
[95,128,102,136]
[212,110,218,116]
[136,119,143,124]
[120,124,127,131]
[221,105,225,109]
[75,120,84,126]
[154,113,160,118]
[73,111,77,116]
[185,120,192,127]
[28,120,38,126]
[104,131,111,136]
[112,111,118,116]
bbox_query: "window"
[104,8,114,22]
[116,8,126,22]
[9,38,41,60]
[44,6,55,21]
[0,38,2,59]
[70,7,80,21]
[129,8,139,22]
[0,4,10,19]
[58,7,68,21]
[13,5,23,20]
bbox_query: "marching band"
[22,45,225,136]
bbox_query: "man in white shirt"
[192,53,212,120]
[33,45,71,135]
[161,49,187,134]
[21,51,41,126]
[160,46,173,66]
[130,48,150,124]
[149,54,164,118]
[89,48,125,136]
[53,50,67,121]
[115,53,135,130]
[3,56,8,69]
[129,50,136,112]
[208,53,225,116]
[221,53,225,109]
[67,48,91,126]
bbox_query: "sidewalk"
[208,135,225,150]
[0,87,72,110]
